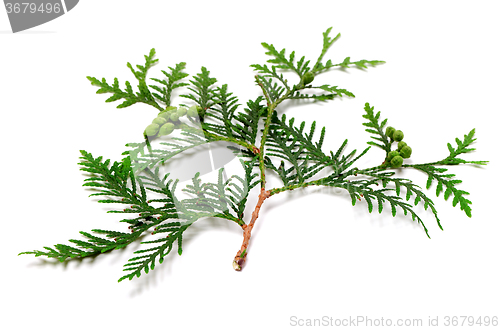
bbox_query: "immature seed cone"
[391,155,404,168]
[393,130,404,141]
[177,107,187,117]
[170,113,180,122]
[397,141,407,151]
[302,72,315,85]
[187,105,198,117]
[387,150,400,161]
[157,111,170,120]
[144,123,160,136]
[400,145,412,158]
[158,122,175,136]
[386,126,396,139]
[152,117,167,125]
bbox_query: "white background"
[1,1,498,329]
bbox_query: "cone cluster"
[144,105,201,137]
[385,126,412,168]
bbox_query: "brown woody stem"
[232,188,270,271]
[231,75,300,271]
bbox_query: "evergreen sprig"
[312,28,385,74]
[362,102,392,153]
[150,62,189,107]
[87,48,164,110]
[265,112,369,186]
[119,220,189,282]
[339,178,431,237]
[181,67,218,119]
[20,28,487,282]
[440,129,488,166]
[258,41,310,77]
[412,164,474,218]
[288,84,355,101]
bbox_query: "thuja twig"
[19,28,487,282]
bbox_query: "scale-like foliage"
[401,129,488,218]
[288,84,355,101]
[150,62,189,107]
[18,151,176,267]
[362,102,392,153]
[265,112,370,186]
[313,28,385,74]
[259,41,310,77]
[20,28,487,282]
[413,165,474,218]
[251,27,383,107]
[202,84,240,138]
[382,177,442,231]
[335,178,431,237]
[181,67,218,119]
[312,27,341,72]
[440,129,488,166]
[350,171,443,236]
[87,48,163,110]
[124,127,209,175]
[180,159,260,224]
[250,64,290,95]
[232,96,267,145]
[119,221,189,282]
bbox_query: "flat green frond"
[312,31,385,75]
[18,219,162,263]
[256,76,286,103]
[126,48,158,81]
[439,128,488,165]
[368,175,443,231]
[181,158,259,225]
[338,57,386,70]
[288,84,355,101]
[412,164,474,218]
[266,113,367,187]
[317,85,355,98]
[231,96,267,145]
[266,113,333,185]
[344,147,371,170]
[362,103,392,153]
[250,64,291,92]
[202,84,255,145]
[79,151,147,204]
[259,42,305,76]
[119,222,190,282]
[150,62,189,107]
[87,48,163,111]
[124,128,209,175]
[180,67,218,117]
[338,180,430,238]
[313,27,341,73]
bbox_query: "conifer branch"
[362,102,392,155]
[312,28,385,74]
[313,27,341,72]
[150,62,189,107]
[87,48,164,111]
[20,28,487,280]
